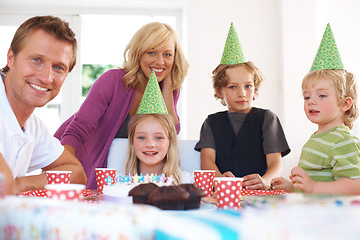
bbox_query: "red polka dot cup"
[194,170,215,196]
[95,168,116,194]
[45,184,85,201]
[46,171,72,184]
[214,177,243,209]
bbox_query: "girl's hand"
[290,166,315,193]
[270,177,294,192]
[242,174,267,190]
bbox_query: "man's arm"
[14,148,87,193]
[64,144,76,156]
[0,153,14,195]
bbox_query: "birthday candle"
[133,174,139,183]
[159,173,166,183]
[154,174,159,183]
[144,174,150,183]
[121,176,126,183]
[128,174,133,183]
[166,175,174,185]
[124,175,130,183]
[105,176,113,185]
[115,175,122,183]
[139,173,144,182]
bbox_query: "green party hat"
[310,23,344,71]
[136,71,168,114]
[220,22,248,65]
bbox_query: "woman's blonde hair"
[212,62,264,106]
[125,114,182,185]
[302,69,358,129]
[122,22,189,91]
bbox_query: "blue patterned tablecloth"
[1,194,360,240]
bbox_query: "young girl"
[125,114,192,185]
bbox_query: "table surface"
[2,193,360,240]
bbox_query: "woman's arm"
[57,70,122,152]
[160,74,179,127]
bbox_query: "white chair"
[107,138,200,175]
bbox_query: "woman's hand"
[159,74,178,127]
[161,74,174,91]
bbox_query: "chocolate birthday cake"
[129,183,206,210]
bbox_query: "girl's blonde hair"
[125,114,182,185]
[212,62,264,106]
[302,69,358,129]
[122,22,189,91]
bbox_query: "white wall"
[181,0,360,177]
[1,0,360,178]
[280,0,360,177]
[281,0,319,179]
[183,0,283,140]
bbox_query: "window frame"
[0,3,187,137]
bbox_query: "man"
[0,15,87,194]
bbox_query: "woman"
[55,22,189,189]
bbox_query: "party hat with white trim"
[136,71,168,114]
[310,23,344,71]
[220,22,248,65]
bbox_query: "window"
[80,14,177,99]
[0,14,76,134]
[0,13,182,134]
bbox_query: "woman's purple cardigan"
[54,69,180,189]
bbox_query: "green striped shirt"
[298,126,360,182]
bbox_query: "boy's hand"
[222,171,235,177]
[290,166,315,193]
[242,174,267,190]
[270,177,294,192]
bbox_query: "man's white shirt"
[0,76,64,178]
